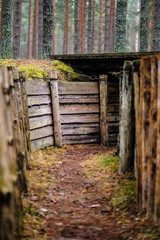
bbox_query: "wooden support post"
[49,71,62,147]
[99,74,108,146]
[119,61,135,174]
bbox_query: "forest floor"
[22,145,160,240]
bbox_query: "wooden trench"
[26,75,119,150]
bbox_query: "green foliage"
[53,60,78,80]
[99,154,119,172]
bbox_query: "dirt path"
[22,145,160,240]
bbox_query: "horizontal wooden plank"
[28,95,51,106]
[108,125,119,133]
[26,80,50,95]
[59,95,99,104]
[61,123,100,128]
[60,104,99,114]
[31,136,54,150]
[62,126,100,135]
[108,134,118,141]
[58,82,99,95]
[29,115,53,130]
[60,114,100,124]
[62,134,100,144]
[30,126,53,140]
[108,116,120,122]
[28,105,52,117]
[108,104,119,113]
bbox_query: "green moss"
[53,60,78,81]
[99,154,119,172]
[18,65,48,80]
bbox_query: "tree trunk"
[1,0,13,58]
[119,62,135,174]
[148,0,154,51]
[82,0,86,53]
[153,0,160,51]
[114,0,127,53]
[87,0,92,53]
[104,0,110,53]
[98,0,103,53]
[27,0,31,59]
[109,0,116,52]
[52,0,55,54]
[38,0,43,59]
[63,0,69,54]
[32,0,38,59]
[140,0,149,52]
[43,0,53,59]
[74,0,79,53]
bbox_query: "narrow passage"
[22,145,157,240]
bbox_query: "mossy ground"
[22,145,160,240]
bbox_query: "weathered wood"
[59,103,99,114]
[154,56,160,225]
[58,82,99,95]
[29,115,53,130]
[62,126,100,135]
[60,114,100,124]
[27,95,51,106]
[61,123,100,128]
[26,80,50,95]
[28,105,52,117]
[59,94,99,104]
[108,116,120,122]
[99,75,108,146]
[108,104,119,113]
[62,134,100,144]
[31,136,54,150]
[50,80,62,147]
[119,62,135,174]
[30,125,53,140]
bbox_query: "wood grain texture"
[29,115,53,130]
[62,134,100,144]
[59,94,99,104]
[28,95,51,106]
[58,82,99,95]
[62,126,100,135]
[31,136,54,150]
[28,105,52,117]
[60,114,100,124]
[30,126,53,140]
[60,103,99,114]
[26,80,50,95]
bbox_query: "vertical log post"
[119,61,135,174]
[99,74,108,146]
[132,60,140,179]
[49,71,62,147]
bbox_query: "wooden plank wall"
[26,81,54,150]
[108,75,120,146]
[58,82,100,145]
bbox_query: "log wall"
[0,66,28,240]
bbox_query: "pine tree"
[153,0,160,51]
[43,0,53,58]
[140,0,149,52]
[52,0,55,54]
[98,0,103,53]
[13,0,22,58]
[104,0,110,52]
[27,0,31,59]
[87,0,92,53]
[74,0,79,53]
[109,0,116,52]
[38,0,43,59]
[63,0,69,54]
[1,0,13,58]
[32,0,38,59]
[114,0,128,53]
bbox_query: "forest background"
[0,0,159,60]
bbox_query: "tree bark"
[109,0,116,52]
[27,0,31,59]
[74,0,79,53]
[98,0,103,53]
[87,0,92,53]
[38,0,43,59]
[104,0,110,53]
[32,0,38,59]
[63,0,69,54]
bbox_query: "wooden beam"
[99,75,108,146]
[50,78,62,147]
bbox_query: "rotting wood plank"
[28,105,52,117]
[29,115,53,130]
[61,123,100,128]
[31,136,54,150]
[62,134,100,144]
[99,75,108,146]
[26,80,50,95]
[30,125,53,140]
[28,95,51,106]
[62,126,100,135]
[60,114,100,124]
[59,103,100,114]
[58,82,99,95]
[59,94,99,104]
